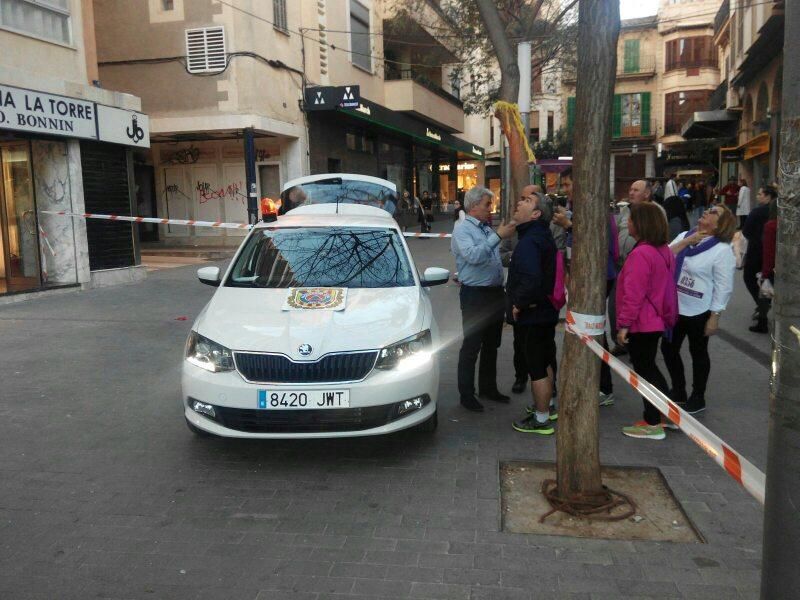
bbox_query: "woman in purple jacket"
[616,203,678,441]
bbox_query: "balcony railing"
[384,67,463,108]
[665,57,718,72]
[562,55,656,83]
[613,119,657,139]
[714,0,730,36]
[618,55,656,77]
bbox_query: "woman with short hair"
[660,205,737,415]
[616,203,678,441]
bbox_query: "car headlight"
[185,331,234,373]
[375,330,432,371]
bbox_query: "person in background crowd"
[651,178,665,205]
[506,192,560,435]
[418,191,431,233]
[661,205,737,415]
[761,195,778,288]
[719,177,740,213]
[691,179,708,225]
[678,180,692,211]
[616,202,677,441]
[742,186,775,333]
[451,187,516,412]
[737,178,751,230]
[453,199,465,222]
[664,172,679,203]
[664,188,691,241]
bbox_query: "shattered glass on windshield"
[226,227,414,289]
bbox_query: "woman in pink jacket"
[616,202,678,440]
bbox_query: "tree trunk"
[556,0,619,499]
[760,1,800,593]
[474,0,526,220]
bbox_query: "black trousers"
[743,262,770,322]
[627,332,670,426]
[661,312,711,403]
[458,286,505,398]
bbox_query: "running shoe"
[622,421,665,440]
[512,414,555,435]
[598,391,615,407]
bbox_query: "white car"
[181,174,449,438]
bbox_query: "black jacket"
[506,219,559,326]
[743,203,770,267]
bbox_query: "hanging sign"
[0,84,150,148]
[304,85,361,111]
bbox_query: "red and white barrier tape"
[38,224,56,257]
[39,210,251,230]
[40,210,455,238]
[564,309,766,505]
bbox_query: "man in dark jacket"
[742,185,775,333]
[506,192,559,435]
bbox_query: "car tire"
[416,410,438,433]
[185,417,212,437]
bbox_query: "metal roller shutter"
[79,141,135,271]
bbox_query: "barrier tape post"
[564,310,766,505]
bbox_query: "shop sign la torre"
[0,84,150,147]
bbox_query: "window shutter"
[185,26,227,74]
[624,40,639,73]
[640,92,651,136]
[273,0,287,31]
[567,97,576,134]
[612,94,622,138]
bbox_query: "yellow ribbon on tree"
[494,100,536,164]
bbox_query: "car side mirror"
[421,267,450,287]
[197,266,221,287]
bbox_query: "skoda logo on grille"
[298,344,313,356]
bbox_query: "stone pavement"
[0,218,768,599]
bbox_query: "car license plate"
[257,389,350,410]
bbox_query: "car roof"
[281,173,397,193]
[255,203,399,230]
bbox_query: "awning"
[720,133,771,163]
[681,110,739,140]
[742,133,771,160]
[335,97,484,160]
[535,158,572,174]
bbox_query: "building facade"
[93,0,487,245]
[711,0,783,190]
[0,0,149,301]
[561,0,723,199]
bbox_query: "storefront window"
[0,143,40,294]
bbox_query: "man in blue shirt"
[452,186,516,411]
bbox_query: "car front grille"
[234,350,379,384]
[212,405,395,433]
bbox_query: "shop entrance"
[0,143,40,295]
